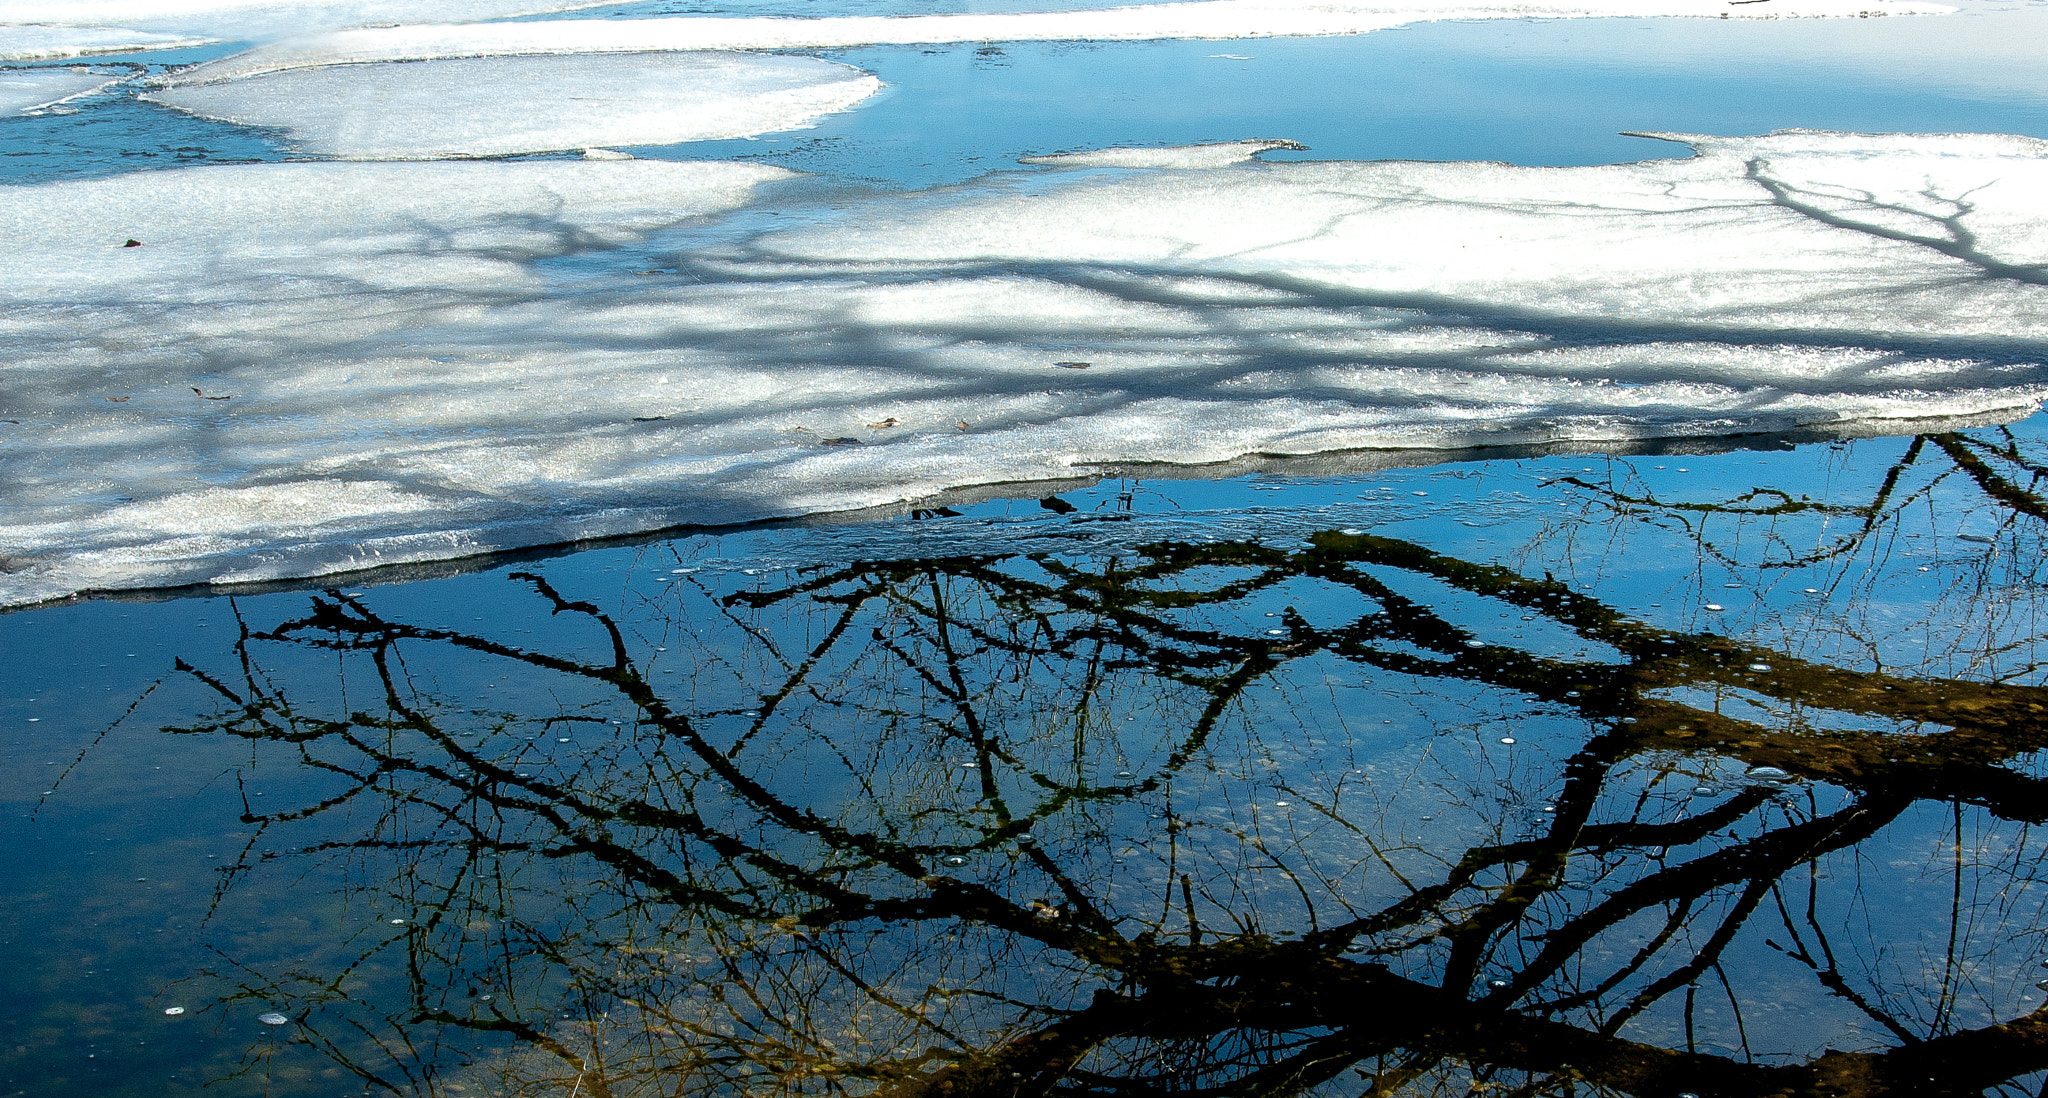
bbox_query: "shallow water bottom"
[4,413,2047,1096]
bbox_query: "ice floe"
[0,66,123,113]
[0,25,211,60]
[0,0,619,39]
[144,52,882,159]
[157,0,1955,86]
[0,131,2042,605]
[1020,138,1306,168]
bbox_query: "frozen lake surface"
[4,0,2048,1092]
[1,0,2047,606]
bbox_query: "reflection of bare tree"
[160,429,2048,1098]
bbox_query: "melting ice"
[159,0,1954,83]
[0,66,121,113]
[143,52,882,159]
[0,25,212,60]
[0,132,2042,606]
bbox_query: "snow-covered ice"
[157,0,1955,86]
[0,26,211,60]
[1,132,2043,605]
[144,52,883,159]
[0,67,123,113]
[1020,138,1306,168]
[0,0,619,38]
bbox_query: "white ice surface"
[157,0,1954,85]
[1,132,2043,605]
[0,0,619,37]
[0,67,122,112]
[0,25,212,60]
[144,52,882,159]
[1020,139,1305,168]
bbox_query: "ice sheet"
[0,67,121,112]
[1,132,2042,606]
[0,0,620,37]
[158,0,1955,85]
[0,25,212,60]
[143,52,882,159]
[1019,138,1305,168]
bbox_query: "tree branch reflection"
[158,429,2048,1098]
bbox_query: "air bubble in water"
[1745,765,1793,782]
[162,1007,185,1016]
[257,1012,289,1026]
[942,856,968,867]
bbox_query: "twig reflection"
[161,430,2048,1098]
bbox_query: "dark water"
[5,415,2047,1096]
[7,11,2048,1090]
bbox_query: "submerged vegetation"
[111,426,2048,1097]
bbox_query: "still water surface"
[7,4,2048,1093]
[5,417,2048,1095]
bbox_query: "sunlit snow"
[144,52,882,159]
[0,133,2041,605]
[159,0,1954,85]
[0,25,211,59]
[0,0,619,37]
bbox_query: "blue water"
[7,10,2048,187]
[5,417,2047,1096]
[666,13,2048,185]
[6,8,2048,1093]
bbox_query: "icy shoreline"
[158,0,1955,86]
[1,132,2043,606]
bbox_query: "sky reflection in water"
[8,10,2048,187]
[7,8,2048,1087]
[4,418,2047,1096]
